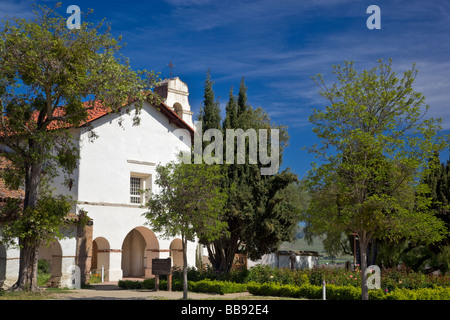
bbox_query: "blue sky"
[1,0,450,178]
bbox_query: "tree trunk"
[11,150,42,292]
[205,222,240,274]
[206,239,238,274]
[359,231,370,300]
[10,237,40,292]
[182,234,188,300]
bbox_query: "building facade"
[0,77,197,288]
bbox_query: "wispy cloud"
[1,0,448,174]
[0,0,35,19]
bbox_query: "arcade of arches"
[0,226,183,287]
[91,226,183,281]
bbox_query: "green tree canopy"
[304,59,448,300]
[0,3,158,291]
[144,161,227,299]
[197,76,301,273]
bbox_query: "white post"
[322,280,326,300]
[101,265,104,283]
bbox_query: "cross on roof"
[168,61,175,77]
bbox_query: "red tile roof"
[0,157,24,200]
[0,158,78,222]
[0,157,24,222]
[45,98,194,136]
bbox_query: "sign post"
[152,258,172,291]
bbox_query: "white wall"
[1,100,196,287]
[77,101,191,204]
[248,253,319,270]
[74,101,195,281]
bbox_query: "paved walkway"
[48,282,256,300]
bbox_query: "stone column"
[108,249,123,282]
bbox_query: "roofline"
[79,99,195,139]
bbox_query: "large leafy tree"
[304,59,448,300]
[144,162,227,299]
[0,4,157,291]
[198,77,300,273]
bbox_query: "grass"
[0,287,72,300]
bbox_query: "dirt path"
[48,282,256,300]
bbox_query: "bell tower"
[155,77,194,128]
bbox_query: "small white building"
[248,250,320,270]
[0,77,197,288]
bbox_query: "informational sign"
[152,258,172,275]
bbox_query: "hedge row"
[371,287,450,300]
[191,279,247,295]
[118,279,247,295]
[159,265,450,292]
[246,282,450,300]
[246,282,358,300]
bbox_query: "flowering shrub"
[246,265,308,286]
[307,266,360,287]
[89,273,103,284]
[381,265,450,291]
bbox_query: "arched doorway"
[92,237,110,281]
[121,227,159,278]
[38,240,62,287]
[170,238,183,269]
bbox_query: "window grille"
[130,177,142,204]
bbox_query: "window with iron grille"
[130,176,142,204]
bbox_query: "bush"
[247,282,322,299]
[37,259,51,286]
[246,265,309,286]
[38,259,51,274]
[171,265,249,283]
[381,265,450,291]
[369,289,386,300]
[118,280,144,290]
[247,282,282,297]
[385,287,450,300]
[118,278,246,295]
[326,284,361,300]
[246,265,277,284]
[298,284,322,299]
[190,279,247,295]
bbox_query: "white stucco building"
[247,251,319,270]
[0,77,197,288]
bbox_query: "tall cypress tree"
[236,77,251,129]
[201,77,300,273]
[223,87,237,130]
[197,69,221,132]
